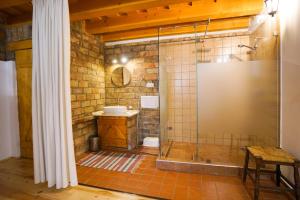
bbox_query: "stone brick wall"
[104,42,160,143]
[70,21,105,156]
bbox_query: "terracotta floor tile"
[159,183,175,199]
[121,186,141,194]
[153,169,167,177]
[139,168,158,175]
[132,174,153,182]
[176,173,191,186]
[163,172,178,184]
[134,168,147,174]
[165,171,178,178]
[143,182,162,197]
[128,174,144,181]
[173,185,188,200]
[189,179,202,188]
[261,192,292,200]
[214,176,243,185]
[126,180,148,189]
[197,181,219,199]
[201,174,220,183]
[77,152,292,200]
[187,186,205,200]
[216,182,250,200]
[94,182,107,188]
[190,173,202,180]
[149,177,162,185]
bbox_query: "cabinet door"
[99,117,127,148]
[15,49,33,158]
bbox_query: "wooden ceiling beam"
[86,0,263,34]
[102,16,251,42]
[69,0,202,21]
[6,0,201,24]
[0,0,30,9]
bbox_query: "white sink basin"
[103,106,127,114]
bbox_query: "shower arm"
[200,18,211,43]
[203,18,211,40]
[238,44,257,51]
[238,37,265,51]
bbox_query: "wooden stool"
[243,146,300,200]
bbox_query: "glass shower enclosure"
[159,23,279,167]
[159,25,199,162]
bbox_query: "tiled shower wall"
[160,40,198,143]
[197,34,251,63]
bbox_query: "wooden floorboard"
[0,158,152,200]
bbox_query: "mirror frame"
[111,66,131,87]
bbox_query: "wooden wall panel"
[15,49,32,158]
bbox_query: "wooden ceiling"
[1,0,264,41]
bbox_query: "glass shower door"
[159,26,198,161]
[195,34,279,166]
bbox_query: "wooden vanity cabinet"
[97,115,137,150]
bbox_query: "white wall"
[0,61,20,160]
[280,0,300,179]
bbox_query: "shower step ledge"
[156,159,242,176]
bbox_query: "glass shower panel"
[196,60,279,166]
[159,54,169,157]
[159,26,198,161]
[158,21,279,167]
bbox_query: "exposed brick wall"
[104,42,160,143]
[70,22,105,156]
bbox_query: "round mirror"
[111,67,131,87]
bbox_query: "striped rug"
[76,151,144,173]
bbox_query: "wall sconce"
[121,56,128,64]
[264,0,279,17]
[112,58,118,64]
[111,56,129,64]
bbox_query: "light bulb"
[121,56,128,64]
[112,59,118,64]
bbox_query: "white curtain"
[32,0,78,189]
